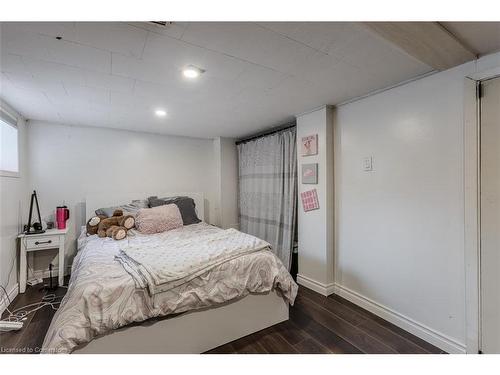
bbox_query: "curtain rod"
[235,122,296,145]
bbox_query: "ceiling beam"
[363,22,477,71]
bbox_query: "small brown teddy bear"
[86,209,135,240]
[97,209,135,240]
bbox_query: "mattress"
[41,223,298,353]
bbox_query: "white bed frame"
[74,292,288,354]
[73,192,289,354]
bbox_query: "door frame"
[464,68,500,354]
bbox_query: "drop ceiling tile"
[1,23,111,72]
[0,79,58,118]
[265,76,327,112]
[199,77,244,100]
[55,101,111,124]
[133,79,179,98]
[255,23,302,39]
[234,63,290,90]
[63,84,110,106]
[112,53,178,84]
[228,86,271,111]
[195,50,247,82]
[180,22,318,75]
[110,90,161,111]
[181,22,278,59]
[132,77,230,105]
[258,22,359,57]
[22,56,86,86]
[290,50,341,83]
[107,111,152,130]
[0,53,29,75]
[1,76,48,102]
[68,108,110,127]
[84,71,135,93]
[4,22,148,60]
[2,24,111,74]
[1,25,51,61]
[141,31,206,68]
[73,22,148,58]
[44,36,111,73]
[3,22,77,40]
[3,71,67,97]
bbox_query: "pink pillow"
[135,204,183,234]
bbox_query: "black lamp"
[24,190,45,235]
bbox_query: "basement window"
[0,108,19,178]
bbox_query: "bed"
[41,192,298,354]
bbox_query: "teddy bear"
[87,209,135,240]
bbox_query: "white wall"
[296,106,335,295]
[213,137,239,229]
[333,51,500,353]
[27,121,218,273]
[0,99,28,309]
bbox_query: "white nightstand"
[17,228,68,293]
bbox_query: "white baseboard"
[30,269,70,280]
[297,274,335,296]
[333,283,466,354]
[0,283,19,316]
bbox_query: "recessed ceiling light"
[155,109,167,117]
[182,65,205,79]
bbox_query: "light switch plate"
[363,156,373,171]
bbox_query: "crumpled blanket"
[115,228,271,294]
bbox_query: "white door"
[481,76,500,353]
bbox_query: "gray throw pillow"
[147,196,201,225]
[95,199,148,217]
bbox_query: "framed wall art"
[301,189,319,212]
[301,163,318,184]
[301,134,318,156]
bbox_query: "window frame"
[0,107,20,178]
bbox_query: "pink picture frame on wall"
[301,189,320,212]
[301,134,318,156]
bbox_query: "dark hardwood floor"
[1,280,67,354]
[1,281,445,354]
[206,287,445,354]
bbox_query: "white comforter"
[42,223,298,353]
[116,228,271,294]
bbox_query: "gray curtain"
[237,127,297,269]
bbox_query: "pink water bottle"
[56,206,69,229]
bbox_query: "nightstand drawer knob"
[35,240,52,245]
